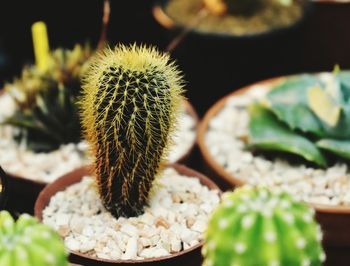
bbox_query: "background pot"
[0,165,8,210]
[197,75,350,252]
[35,164,221,266]
[0,86,198,215]
[153,0,313,115]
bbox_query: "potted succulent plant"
[0,22,199,214]
[154,0,310,37]
[152,0,313,115]
[0,29,92,213]
[202,186,325,266]
[198,69,350,247]
[35,44,221,265]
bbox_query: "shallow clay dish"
[35,164,221,266]
[152,0,313,39]
[197,75,350,247]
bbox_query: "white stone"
[122,237,138,260]
[43,170,220,260]
[191,219,207,232]
[65,238,80,251]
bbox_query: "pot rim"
[0,88,198,186]
[312,0,350,4]
[152,0,313,40]
[197,72,350,215]
[34,163,222,264]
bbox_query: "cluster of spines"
[80,44,184,218]
[202,186,325,266]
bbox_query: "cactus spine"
[80,44,184,218]
[0,211,68,266]
[202,186,325,266]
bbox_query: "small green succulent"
[248,70,350,167]
[202,186,325,266]
[0,211,68,266]
[3,44,92,152]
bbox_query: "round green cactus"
[202,186,325,266]
[80,44,184,218]
[0,211,68,266]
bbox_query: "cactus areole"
[81,45,184,218]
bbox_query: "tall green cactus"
[0,211,68,266]
[202,186,325,266]
[80,44,184,218]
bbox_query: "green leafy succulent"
[248,70,350,167]
[3,44,92,152]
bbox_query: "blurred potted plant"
[153,0,313,115]
[198,69,350,247]
[0,210,74,265]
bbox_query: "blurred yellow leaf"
[308,85,340,127]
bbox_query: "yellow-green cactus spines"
[0,211,68,266]
[81,44,184,218]
[202,186,325,266]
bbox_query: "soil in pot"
[35,165,221,265]
[198,72,350,247]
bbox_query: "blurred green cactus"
[3,44,92,152]
[248,70,350,167]
[202,186,325,266]
[80,44,184,218]
[0,211,68,266]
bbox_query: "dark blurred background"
[0,0,350,114]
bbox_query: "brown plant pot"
[34,164,221,266]
[0,87,198,215]
[197,74,350,248]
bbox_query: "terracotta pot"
[0,87,198,214]
[0,165,9,210]
[152,0,313,115]
[34,164,221,266]
[197,74,350,248]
